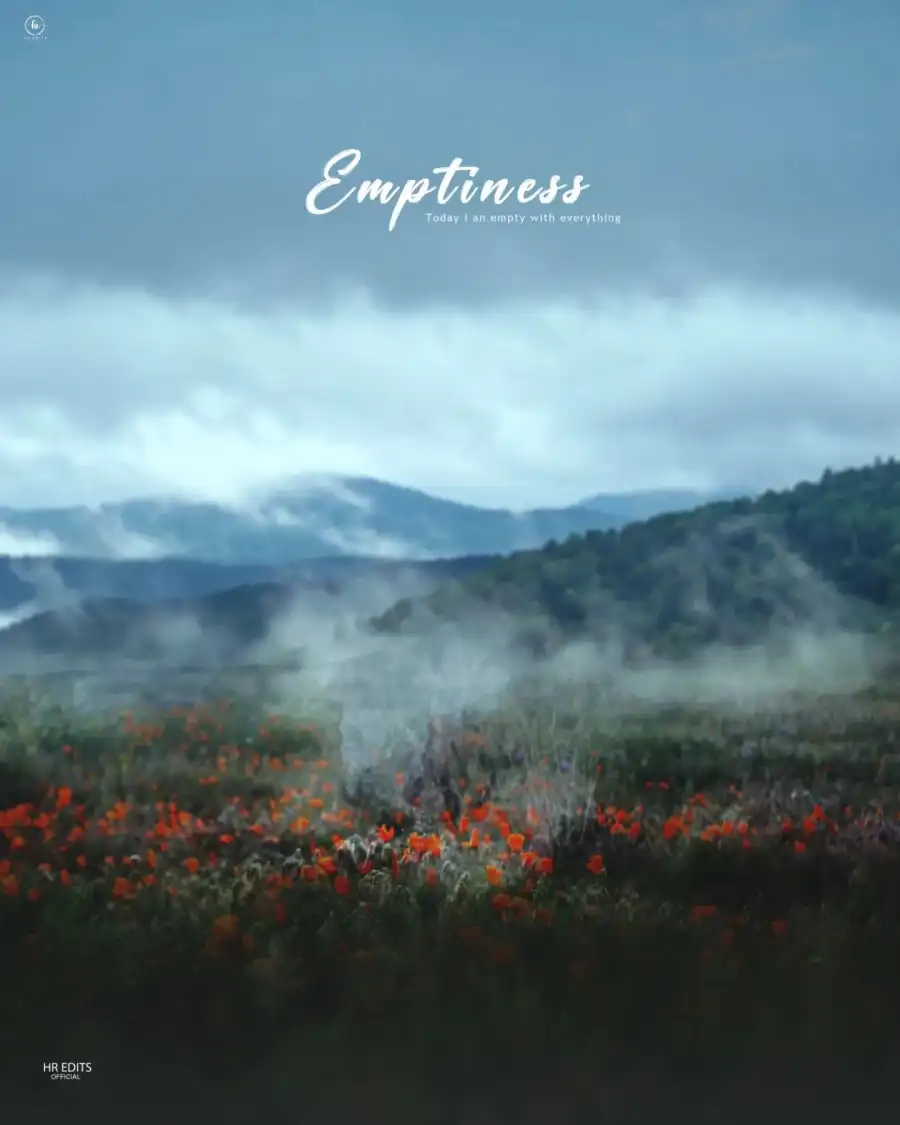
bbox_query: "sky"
[1,0,899,511]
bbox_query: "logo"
[43,1062,92,1080]
[24,14,45,37]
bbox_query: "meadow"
[3,678,900,1119]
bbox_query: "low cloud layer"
[0,524,62,556]
[0,277,898,509]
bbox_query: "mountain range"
[0,477,744,566]
[373,460,900,659]
[0,475,768,669]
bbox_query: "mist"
[0,512,890,788]
[7,533,879,758]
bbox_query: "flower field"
[4,687,900,1114]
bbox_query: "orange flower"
[112,877,133,899]
[586,854,605,875]
[376,824,395,843]
[211,913,240,940]
[407,833,427,855]
[485,864,503,886]
[536,856,554,876]
[183,857,200,874]
[506,833,525,853]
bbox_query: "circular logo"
[24,15,45,37]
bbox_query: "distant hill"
[0,557,274,617]
[0,479,768,668]
[372,461,900,659]
[0,477,743,565]
[0,553,496,617]
[574,487,748,521]
[0,554,497,667]
[0,583,299,667]
[4,462,898,672]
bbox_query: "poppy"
[112,877,133,899]
[211,913,240,940]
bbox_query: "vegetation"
[4,683,900,1110]
[373,460,900,657]
[7,461,900,1109]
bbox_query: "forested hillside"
[372,460,900,657]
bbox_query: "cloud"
[0,274,898,510]
[2,2,897,309]
[86,516,178,560]
[0,524,62,556]
[315,526,435,561]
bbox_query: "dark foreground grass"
[3,688,900,1119]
